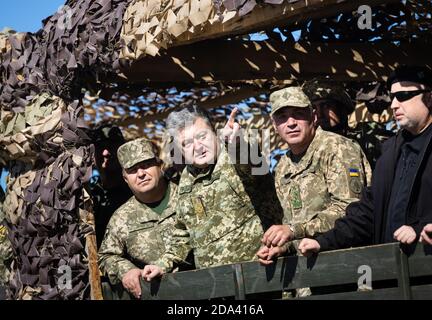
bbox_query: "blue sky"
[0,0,66,32]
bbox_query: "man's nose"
[137,167,147,177]
[390,97,399,110]
[193,138,203,151]
[287,116,297,127]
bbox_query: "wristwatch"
[287,224,295,239]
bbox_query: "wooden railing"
[139,243,432,300]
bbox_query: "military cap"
[269,87,311,116]
[303,80,355,114]
[387,65,432,89]
[117,138,158,169]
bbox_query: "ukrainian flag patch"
[349,168,360,177]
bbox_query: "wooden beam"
[120,39,432,83]
[172,0,399,47]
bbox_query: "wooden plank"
[303,287,403,300]
[302,284,432,300]
[140,264,236,300]
[138,243,432,300]
[120,40,432,84]
[172,0,399,47]
[241,243,400,295]
[411,284,432,300]
[408,243,432,277]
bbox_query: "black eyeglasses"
[390,89,430,102]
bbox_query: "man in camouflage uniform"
[257,87,371,270]
[89,126,132,248]
[141,105,283,281]
[98,138,180,299]
[303,81,394,169]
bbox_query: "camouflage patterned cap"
[303,80,355,114]
[117,138,157,169]
[269,87,311,116]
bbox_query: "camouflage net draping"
[119,0,432,60]
[119,0,304,60]
[0,0,133,299]
[0,0,429,300]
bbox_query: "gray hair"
[166,105,214,137]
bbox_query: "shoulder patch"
[349,177,363,194]
[349,168,360,177]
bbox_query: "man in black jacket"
[295,65,432,255]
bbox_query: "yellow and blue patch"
[349,168,360,177]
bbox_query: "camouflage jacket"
[98,182,178,285]
[155,145,283,272]
[275,127,371,241]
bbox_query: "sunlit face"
[177,117,218,168]
[123,159,162,196]
[271,106,317,154]
[313,99,341,130]
[390,81,432,134]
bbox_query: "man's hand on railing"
[393,225,417,244]
[122,268,143,299]
[256,245,287,265]
[420,224,432,245]
[261,224,294,247]
[141,265,164,282]
[298,238,321,257]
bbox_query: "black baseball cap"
[387,65,432,90]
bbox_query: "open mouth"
[196,151,207,159]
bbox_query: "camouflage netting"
[0,0,133,299]
[0,0,431,300]
[119,0,305,59]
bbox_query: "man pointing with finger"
[142,105,283,281]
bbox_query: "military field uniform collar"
[131,181,177,223]
[183,146,228,185]
[285,126,323,174]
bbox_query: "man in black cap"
[297,65,432,254]
[89,126,132,248]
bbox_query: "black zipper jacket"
[316,125,432,250]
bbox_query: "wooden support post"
[86,233,104,300]
[82,189,103,300]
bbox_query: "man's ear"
[270,116,278,131]
[122,170,129,184]
[311,108,318,127]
